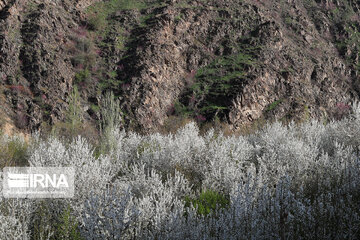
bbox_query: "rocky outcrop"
[0,0,83,131]
[116,0,359,131]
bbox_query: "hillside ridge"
[0,0,359,134]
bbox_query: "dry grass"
[0,134,29,168]
[47,121,100,146]
[158,116,194,135]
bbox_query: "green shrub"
[71,53,96,70]
[98,71,122,91]
[31,202,83,240]
[174,13,184,22]
[74,69,91,85]
[87,11,108,31]
[54,205,83,240]
[266,99,282,111]
[185,42,260,120]
[174,101,193,117]
[31,201,56,240]
[184,190,230,216]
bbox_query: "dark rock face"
[0,0,360,133]
[0,0,79,131]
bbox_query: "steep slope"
[1,0,79,132]
[0,0,359,134]
[113,0,360,131]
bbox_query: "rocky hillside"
[0,0,360,134]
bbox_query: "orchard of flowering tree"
[1,102,360,239]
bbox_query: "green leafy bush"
[74,69,91,85]
[184,190,230,216]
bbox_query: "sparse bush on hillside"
[86,0,151,32]
[2,102,360,238]
[74,69,91,86]
[49,86,100,143]
[66,86,82,131]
